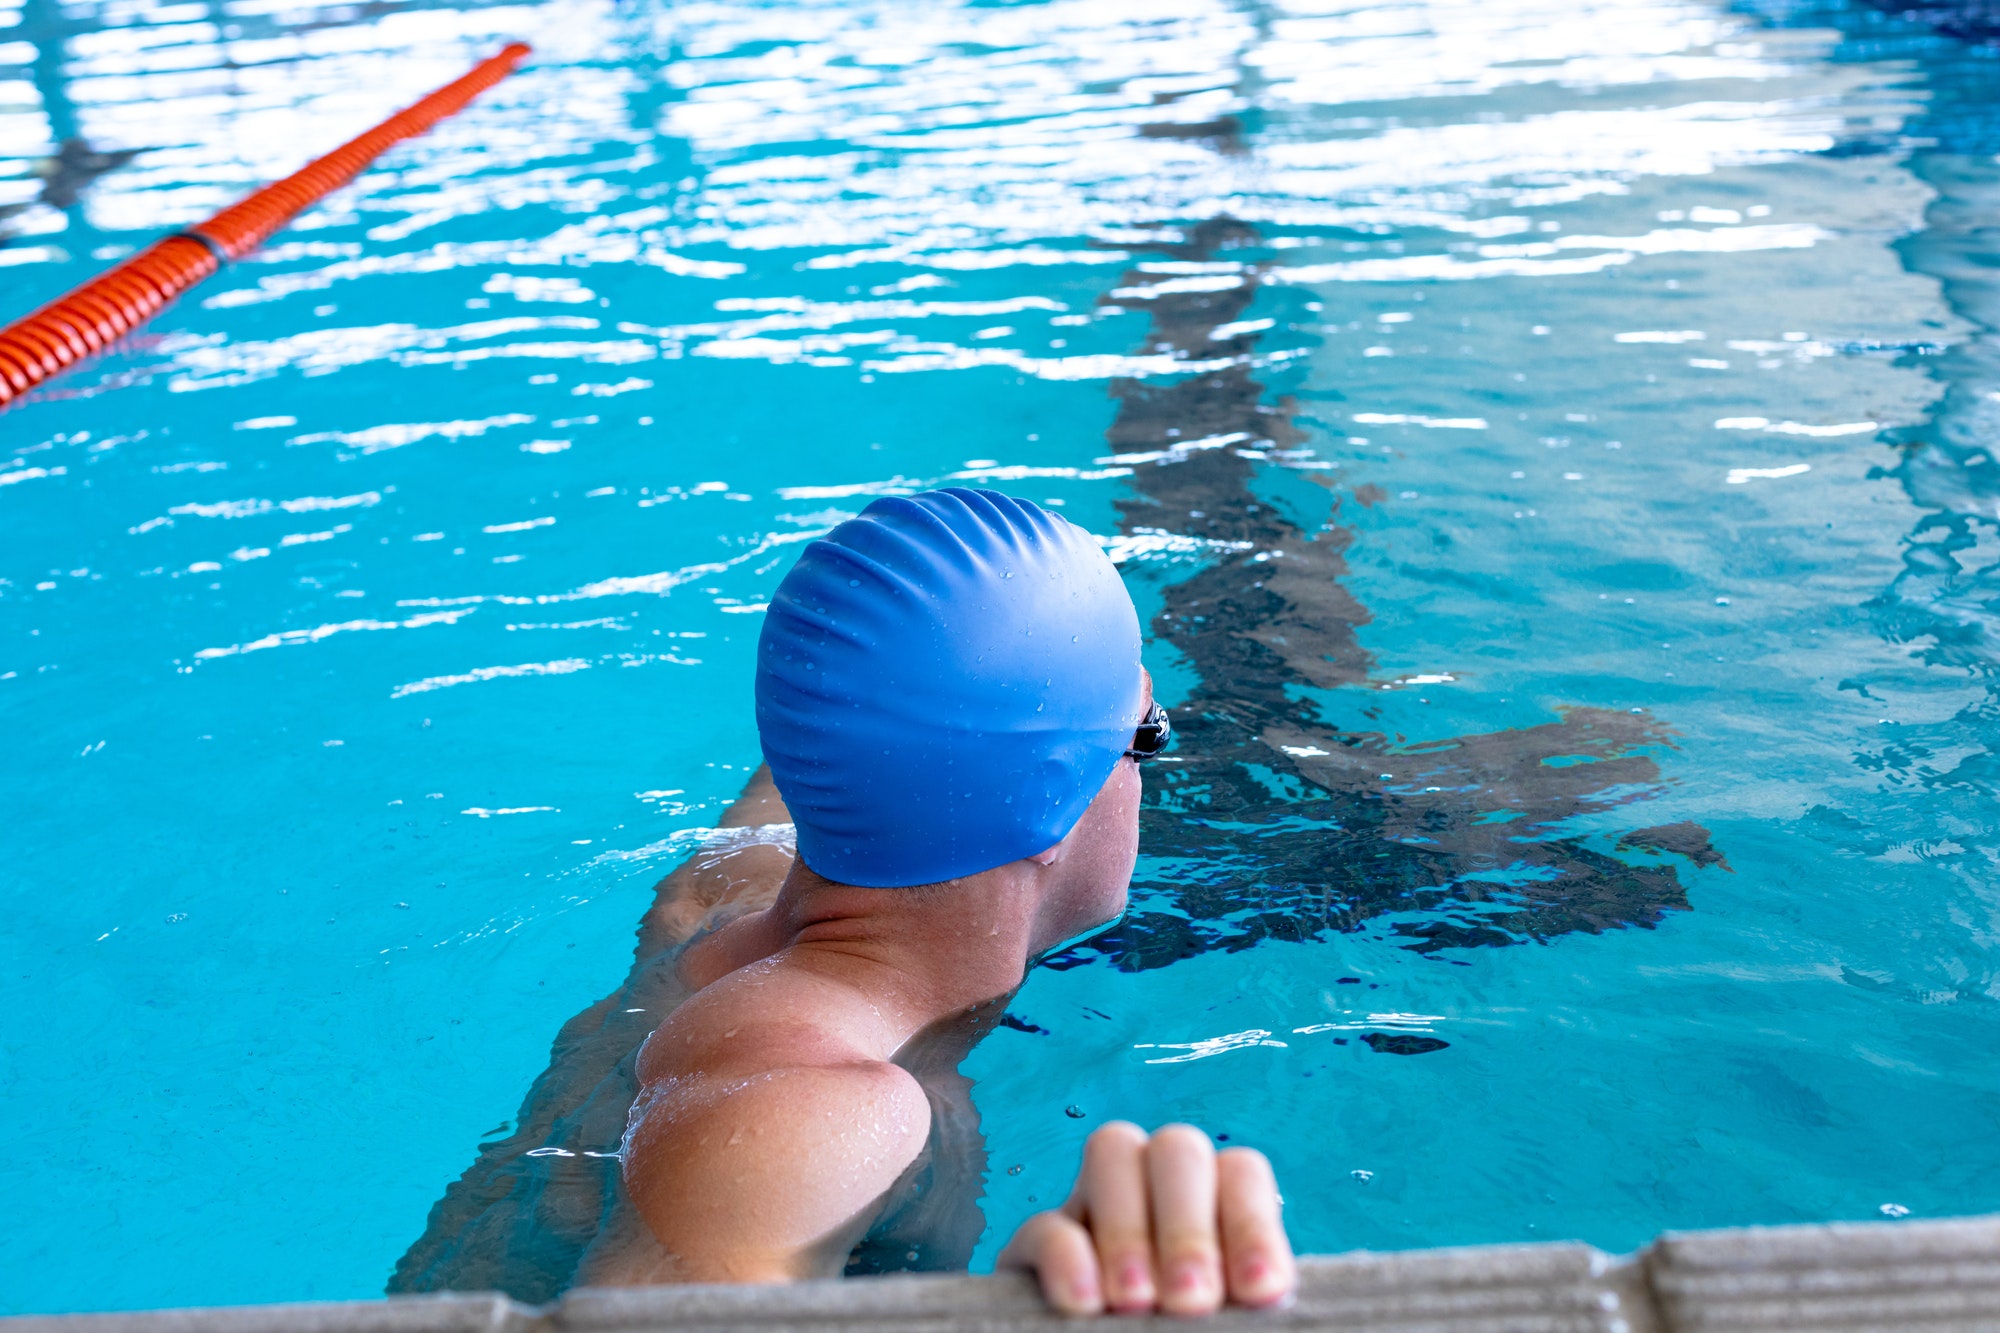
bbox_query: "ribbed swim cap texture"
[756,488,1144,888]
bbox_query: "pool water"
[6,0,2000,1313]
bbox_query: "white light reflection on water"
[8,0,1878,296]
[6,0,1991,1313]
[1,0,1894,483]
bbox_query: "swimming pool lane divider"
[0,41,532,412]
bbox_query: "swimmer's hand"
[997,1122,1296,1316]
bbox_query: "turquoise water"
[7,0,2000,1313]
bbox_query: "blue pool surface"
[6,0,2000,1313]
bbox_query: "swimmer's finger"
[1147,1124,1223,1316]
[1073,1121,1155,1312]
[1218,1146,1296,1308]
[999,1210,1104,1316]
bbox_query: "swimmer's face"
[1029,670,1149,953]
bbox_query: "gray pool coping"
[11,1212,1998,1332]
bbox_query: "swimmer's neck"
[685,857,1088,1026]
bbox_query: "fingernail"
[1242,1256,1270,1286]
[1170,1260,1207,1294]
[1118,1258,1150,1292]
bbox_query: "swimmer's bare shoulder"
[616,950,931,1282]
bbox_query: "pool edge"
[8,1212,1999,1330]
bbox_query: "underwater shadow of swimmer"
[1048,216,1723,974]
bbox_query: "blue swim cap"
[756,488,1144,888]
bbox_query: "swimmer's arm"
[620,1057,931,1282]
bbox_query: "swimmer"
[581,489,1297,1315]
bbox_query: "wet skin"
[594,672,1298,1315]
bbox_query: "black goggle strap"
[1124,700,1171,759]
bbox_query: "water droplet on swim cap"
[756,488,1144,888]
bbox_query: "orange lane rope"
[0,41,531,411]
